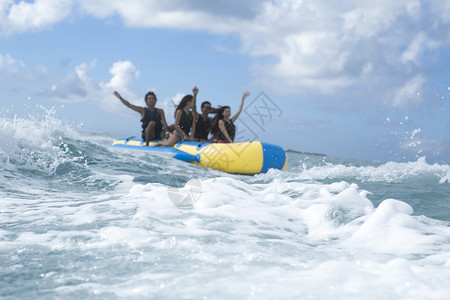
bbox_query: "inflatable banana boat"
[111,137,287,175]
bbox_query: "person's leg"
[156,131,180,147]
[145,121,156,146]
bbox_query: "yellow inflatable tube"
[112,138,287,175]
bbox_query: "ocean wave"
[0,107,87,176]
[3,174,448,256]
[1,116,449,299]
[294,156,450,184]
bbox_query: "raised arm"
[189,116,196,141]
[114,91,145,116]
[189,86,198,140]
[231,91,249,123]
[192,86,199,117]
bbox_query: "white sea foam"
[112,176,450,257]
[346,199,445,254]
[1,168,449,298]
[296,156,450,183]
[1,111,450,299]
[0,108,84,174]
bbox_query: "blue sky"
[1,0,449,164]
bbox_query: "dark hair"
[214,106,230,118]
[176,95,193,111]
[211,106,230,137]
[144,91,157,103]
[201,101,211,109]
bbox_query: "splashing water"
[0,109,449,299]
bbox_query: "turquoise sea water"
[1,111,449,299]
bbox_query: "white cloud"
[240,0,448,99]
[75,0,443,104]
[3,0,450,109]
[48,60,140,114]
[104,60,140,94]
[0,53,24,75]
[401,32,441,64]
[392,75,425,108]
[0,0,73,35]
[76,0,260,33]
[48,60,97,103]
[0,52,48,85]
[47,59,187,122]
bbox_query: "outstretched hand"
[193,86,199,96]
[113,91,121,99]
[242,91,250,100]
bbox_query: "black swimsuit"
[194,116,212,140]
[141,108,162,140]
[178,110,193,135]
[217,119,235,142]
